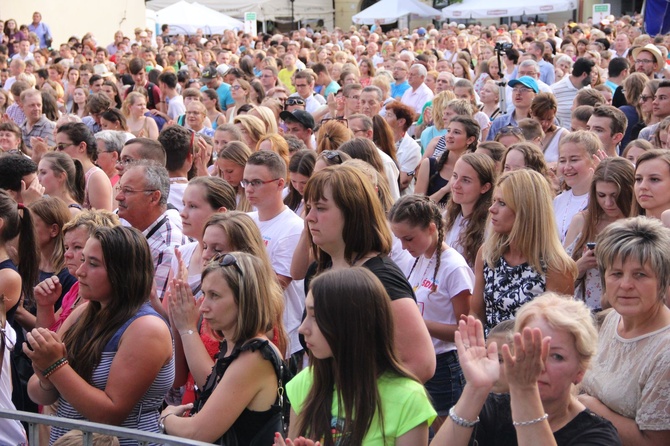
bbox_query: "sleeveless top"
[427,157,450,205]
[82,166,103,210]
[192,338,284,446]
[51,303,175,446]
[483,256,546,334]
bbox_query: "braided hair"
[388,195,445,294]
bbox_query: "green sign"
[245,12,257,21]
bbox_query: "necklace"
[412,251,436,292]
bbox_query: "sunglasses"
[285,98,305,106]
[499,126,523,136]
[213,253,244,277]
[320,117,348,128]
[321,150,343,164]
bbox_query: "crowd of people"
[0,7,669,446]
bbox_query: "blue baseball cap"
[508,76,539,93]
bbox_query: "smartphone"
[586,242,596,250]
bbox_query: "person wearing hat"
[280,109,316,150]
[632,44,664,79]
[487,76,539,141]
[200,66,234,112]
[551,58,596,129]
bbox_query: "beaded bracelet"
[43,358,69,379]
[513,413,549,427]
[448,406,479,428]
[43,357,67,376]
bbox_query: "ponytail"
[72,159,86,204]
[17,205,39,305]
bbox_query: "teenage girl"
[389,195,474,431]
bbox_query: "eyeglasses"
[213,253,244,277]
[118,187,157,195]
[285,98,305,106]
[231,85,243,91]
[321,150,343,163]
[55,142,75,151]
[116,157,136,165]
[186,111,204,115]
[635,59,655,65]
[320,117,348,127]
[512,87,533,94]
[294,83,309,88]
[240,178,280,188]
[639,95,653,102]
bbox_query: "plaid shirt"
[6,103,25,127]
[20,115,56,148]
[143,212,185,300]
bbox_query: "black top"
[192,339,286,446]
[38,267,77,313]
[470,393,622,446]
[304,255,416,302]
[427,156,450,205]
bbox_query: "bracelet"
[43,358,67,376]
[179,329,195,337]
[513,413,549,427]
[159,412,175,433]
[448,406,479,428]
[44,359,69,379]
[39,380,56,391]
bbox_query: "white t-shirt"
[167,95,186,120]
[553,189,589,243]
[249,207,305,356]
[404,247,474,354]
[1,322,27,445]
[397,133,422,196]
[445,213,467,261]
[169,182,188,213]
[169,241,201,295]
[377,148,400,201]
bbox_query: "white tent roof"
[441,0,577,19]
[147,0,334,23]
[353,0,442,25]
[155,1,244,34]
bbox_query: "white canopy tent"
[441,0,577,19]
[353,0,442,25]
[147,0,334,27]
[154,1,244,34]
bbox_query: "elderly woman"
[433,293,621,445]
[579,216,670,445]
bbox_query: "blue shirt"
[201,83,234,111]
[538,60,555,86]
[391,81,410,99]
[486,113,520,141]
[28,22,52,48]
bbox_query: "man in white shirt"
[244,151,305,359]
[400,64,434,115]
[551,58,595,128]
[290,71,326,114]
[157,71,185,120]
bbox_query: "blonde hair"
[483,170,577,280]
[256,133,290,167]
[52,431,119,446]
[515,292,598,371]
[431,91,456,130]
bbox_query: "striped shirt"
[550,76,584,129]
[51,304,175,446]
[143,212,185,300]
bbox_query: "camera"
[494,42,513,52]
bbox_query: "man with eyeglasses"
[391,61,411,99]
[631,44,664,79]
[244,150,305,361]
[487,76,538,141]
[504,60,552,107]
[116,161,185,300]
[341,83,362,118]
[260,66,279,94]
[551,58,595,129]
[289,71,325,114]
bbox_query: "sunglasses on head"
[499,126,523,136]
[285,98,305,106]
[212,253,244,277]
[321,150,343,163]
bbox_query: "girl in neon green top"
[276,267,436,446]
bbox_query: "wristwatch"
[159,413,174,434]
